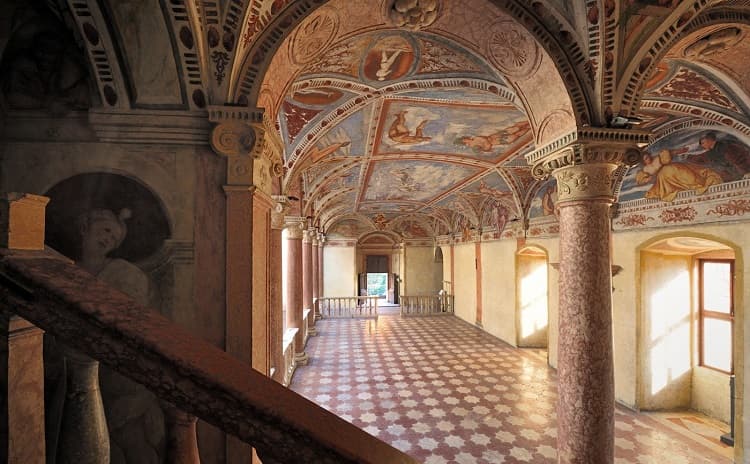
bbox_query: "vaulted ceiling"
[1,0,749,241]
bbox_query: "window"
[699,259,734,373]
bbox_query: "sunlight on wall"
[649,270,691,396]
[520,265,548,338]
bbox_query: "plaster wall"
[693,366,731,423]
[0,139,228,463]
[638,252,692,411]
[453,243,477,324]
[323,246,357,296]
[612,223,746,462]
[480,240,517,346]
[403,246,442,296]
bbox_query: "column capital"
[525,127,651,178]
[284,217,306,240]
[209,106,284,189]
[302,228,316,244]
[271,196,290,230]
[525,127,651,204]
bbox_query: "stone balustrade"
[400,295,454,316]
[317,296,379,318]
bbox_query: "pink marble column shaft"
[284,231,305,353]
[311,238,319,304]
[302,232,314,313]
[557,199,614,464]
[269,227,284,383]
[317,238,324,300]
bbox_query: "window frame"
[698,258,734,374]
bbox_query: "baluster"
[57,348,109,464]
[163,404,200,464]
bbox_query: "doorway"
[516,246,549,350]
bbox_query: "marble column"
[284,219,307,364]
[526,130,648,464]
[302,229,316,337]
[269,198,287,383]
[302,229,314,314]
[311,233,319,309]
[317,234,325,305]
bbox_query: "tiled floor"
[290,313,733,463]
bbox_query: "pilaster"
[209,106,264,464]
[269,197,289,383]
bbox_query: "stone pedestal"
[0,315,46,464]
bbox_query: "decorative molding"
[485,20,542,79]
[614,179,750,231]
[554,163,619,202]
[385,0,441,30]
[66,0,128,109]
[88,109,210,144]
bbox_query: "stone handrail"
[0,247,416,464]
[317,296,379,318]
[400,295,454,315]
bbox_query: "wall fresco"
[618,129,750,203]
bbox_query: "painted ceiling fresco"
[266,1,750,241]
[275,27,542,240]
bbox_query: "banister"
[0,247,417,464]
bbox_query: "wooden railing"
[400,294,454,315]
[317,296,379,318]
[0,194,416,464]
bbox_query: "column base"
[307,326,317,337]
[294,351,309,366]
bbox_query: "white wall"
[323,246,357,296]
[403,246,442,295]
[453,243,477,324]
[481,240,517,345]
[613,224,746,462]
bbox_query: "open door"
[358,273,367,296]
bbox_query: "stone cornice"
[88,109,210,145]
